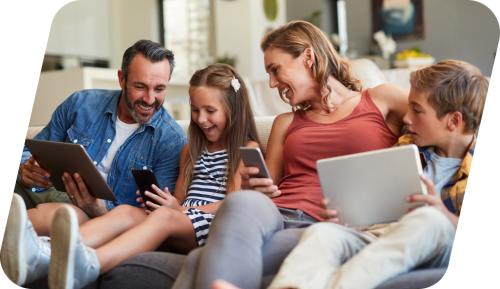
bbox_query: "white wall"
[214,0,287,81]
[45,0,110,59]
[108,0,161,69]
[45,0,161,68]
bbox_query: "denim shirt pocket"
[66,126,94,148]
[119,135,156,206]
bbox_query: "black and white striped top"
[181,148,228,207]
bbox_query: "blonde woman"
[171,21,409,289]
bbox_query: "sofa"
[22,116,446,289]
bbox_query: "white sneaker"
[48,205,99,289]
[0,193,51,285]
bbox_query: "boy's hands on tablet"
[62,172,108,218]
[240,166,281,198]
[319,199,350,227]
[19,156,53,189]
[143,185,181,214]
[406,174,458,229]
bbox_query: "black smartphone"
[239,147,271,178]
[131,169,160,211]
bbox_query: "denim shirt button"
[143,166,147,170]
[31,188,36,192]
[93,161,97,165]
[107,139,111,143]
[73,139,78,143]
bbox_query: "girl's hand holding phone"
[143,185,182,214]
[240,166,281,198]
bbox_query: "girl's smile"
[190,86,228,152]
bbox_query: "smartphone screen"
[131,169,160,211]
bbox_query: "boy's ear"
[447,111,463,132]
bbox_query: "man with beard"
[13,40,187,235]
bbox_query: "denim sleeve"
[19,92,78,191]
[20,92,79,165]
[154,138,187,193]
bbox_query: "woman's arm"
[240,112,294,197]
[369,83,409,136]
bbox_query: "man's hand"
[240,166,281,198]
[19,156,52,189]
[62,172,108,218]
[142,185,181,214]
[407,174,458,228]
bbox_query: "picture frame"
[372,0,425,41]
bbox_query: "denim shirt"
[20,89,187,211]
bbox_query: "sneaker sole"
[48,205,79,289]
[0,194,27,285]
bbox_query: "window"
[161,0,213,77]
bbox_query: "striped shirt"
[182,149,228,207]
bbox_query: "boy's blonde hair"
[410,60,488,133]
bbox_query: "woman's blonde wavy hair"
[261,20,362,111]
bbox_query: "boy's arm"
[407,174,459,229]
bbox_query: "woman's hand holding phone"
[240,166,281,198]
[239,147,281,198]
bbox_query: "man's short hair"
[121,40,175,81]
[410,59,488,133]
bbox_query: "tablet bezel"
[24,139,117,202]
[316,145,427,227]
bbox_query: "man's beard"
[123,86,162,125]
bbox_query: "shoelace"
[80,240,99,268]
[27,222,51,256]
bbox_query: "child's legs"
[79,205,148,248]
[96,207,198,274]
[330,207,456,289]
[28,203,89,236]
[268,222,374,289]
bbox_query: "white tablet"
[316,145,427,227]
[24,139,118,202]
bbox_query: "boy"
[265,60,488,289]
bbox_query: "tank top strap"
[285,88,377,139]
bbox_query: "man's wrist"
[84,199,109,218]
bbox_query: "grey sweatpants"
[172,190,318,289]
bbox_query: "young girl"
[4,63,261,289]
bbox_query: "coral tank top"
[272,89,398,220]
